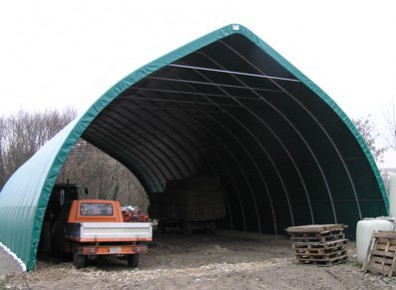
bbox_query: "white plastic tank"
[356,217,395,264]
[389,175,396,217]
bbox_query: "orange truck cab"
[53,199,152,269]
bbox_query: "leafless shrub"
[58,139,148,210]
[0,107,148,209]
[352,114,387,164]
[383,100,396,151]
[0,108,77,189]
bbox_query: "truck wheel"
[127,254,139,267]
[182,222,192,236]
[73,252,86,269]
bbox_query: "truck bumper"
[82,244,148,255]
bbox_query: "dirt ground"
[0,246,23,275]
[1,230,395,289]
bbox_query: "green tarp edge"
[0,119,79,272]
[0,23,387,271]
[27,24,241,271]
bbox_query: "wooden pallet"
[297,255,348,266]
[293,245,345,255]
[363,231,396,277]
[291,229,344,237]
[287,224,347,243]
[287,224,348,267]
[292,239,348,250]
[291,232,345,243]
[295,248,347,259]
[287,224,347,234]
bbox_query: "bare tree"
[352,114,387,164]
[384,100,396,150]
[0,108,148,210]
[58,140,149,210]
[0,108,77,189]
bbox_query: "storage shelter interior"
[0,24,388,271]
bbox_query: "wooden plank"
[315,256,348,267]
[373,231,396,239]
[368,260,392,275]
[287,224,346,234]
[389,255,396,277]
[377,243,396,252]
[296,254,348,262]
[362,231,375,272]
[295,249,347,260]
[370,249,396,258]
[293,245,345,255]
[296,255,348,266]
[363,231,396,277]
[291,233,345,243]
[291,239,348,249]
[291,230,344,239]
[287,224,348,267]
[291,233,345,240]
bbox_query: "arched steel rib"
[196,50,315,223]
[220,40,359,220]
[121,95,239,229]
[83,128,163,192]
[129,83,249,230]
[87,121,170,190]
[158,72,276,233]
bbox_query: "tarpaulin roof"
[0,24,388,271]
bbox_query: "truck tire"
[73,252,86,269]
[127,254,139,267]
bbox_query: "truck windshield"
[80,203,113,216]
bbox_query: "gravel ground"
[1,230,395,289]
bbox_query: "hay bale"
[148,175,226,221]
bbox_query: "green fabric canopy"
[0,24,388,271]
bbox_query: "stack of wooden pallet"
[363,231,396,277]
[286,224,348,266]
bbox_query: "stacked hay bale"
[286,224,348,266]
[148,191,179,221]
[148,175,226,234]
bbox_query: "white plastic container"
[356,217,395,264]
[389,175,396,218]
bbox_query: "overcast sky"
[1,0,396,166]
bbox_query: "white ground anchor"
[0,242,26,272]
